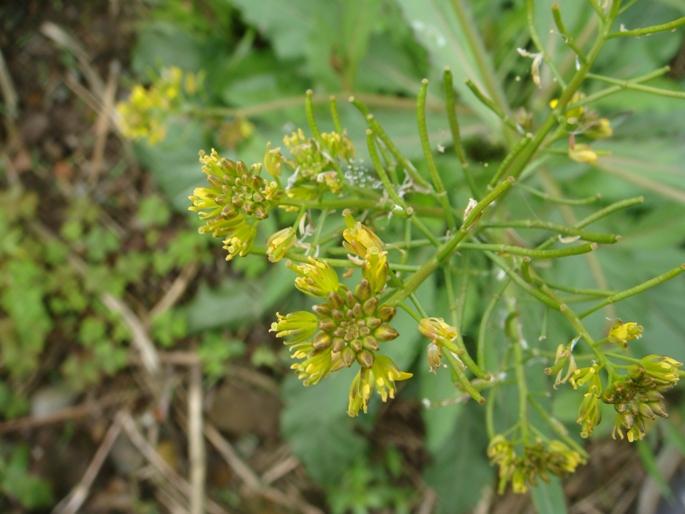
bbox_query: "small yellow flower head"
[608,321,643,348]
[289,257,339,297]
[270,311,318,344]
[633,354,682,390]
[316,171,343,193]
[418,317,458,345]
[362,247,388,294]
[577,378,602,438]
[549,92,585,124]
[321,131,355,160]
[291,349,335,386]
[223,223,257,261]
[569,363,600,390]
[263,144,283,178]
[347,355,411,416]
[266,227,296,262]
[544,440,585,475]
[189,150,281,251]
[116,67,192,144]
[342,212,385,259]
[568,143,598,164]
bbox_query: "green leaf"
[423,403,492,514]
[395,0,501,129]
[281,370,368,485]
[531,476,568,514]
[135,118,208,210]
[184,265,292,332]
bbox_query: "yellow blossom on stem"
[288,257,339,297]
[418,317,458,344]
[266,227,296,262]
[608,321,643,348]
[342,211,384,259]
[347,355,412,416]
[223,223,257,261]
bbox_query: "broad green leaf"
[396,0,502,130]
[185,265,292,332]
[423,403,492,514]
[281,369,368,485]
[531,476,568,514]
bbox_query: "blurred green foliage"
[1,0,684,512]
[122,0,684,511]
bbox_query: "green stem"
[526,0,567,86]
[568,66,670,108]
[417,79,456,229]
[305,89,321,141]
[580,264,685,318]
[329,95,342,133]
[516,183,600,205]
[587,72,685,99]
[385,178,515,306]
[443,348,486,404]
[483,219,619,243]
[528,396,589,457]
[349,97,431,189]
[449,0,511,122]
[551,3,587,63]
[508,312,530,441]
[478,279,511,369]
[606,16,685,38]
[442,68,469,168]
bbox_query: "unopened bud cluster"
[188,150,280,260]
[488,435,585,494]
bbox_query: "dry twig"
[52,418,123,514]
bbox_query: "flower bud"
[289,257,339,297]
[418,317,458,344]
[362,247,388,294]
[342,212,384,258]
[266,227,296,262]
[568,143,598,164]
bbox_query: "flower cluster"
[188,149,281,260]
[116,67,200,144]
[270,221,411,416]
[551,92,613,165]
[281,128,355,199]
[604,354,681,442]
[488,435,585,494]
[561,323,682,441]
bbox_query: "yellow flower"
[347,355,411,416]
[549,92,585,123]
[577,379,602,438]
[223,223,256,261]
[288,257,339,297]
[362,247,388,294]
[569,364,600,390]
[270,311,317,343]
[418,317,458,344]
[342,212,384,259]
[266,227,296,262]
[568,143,598,164]
[608,321,643,348]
